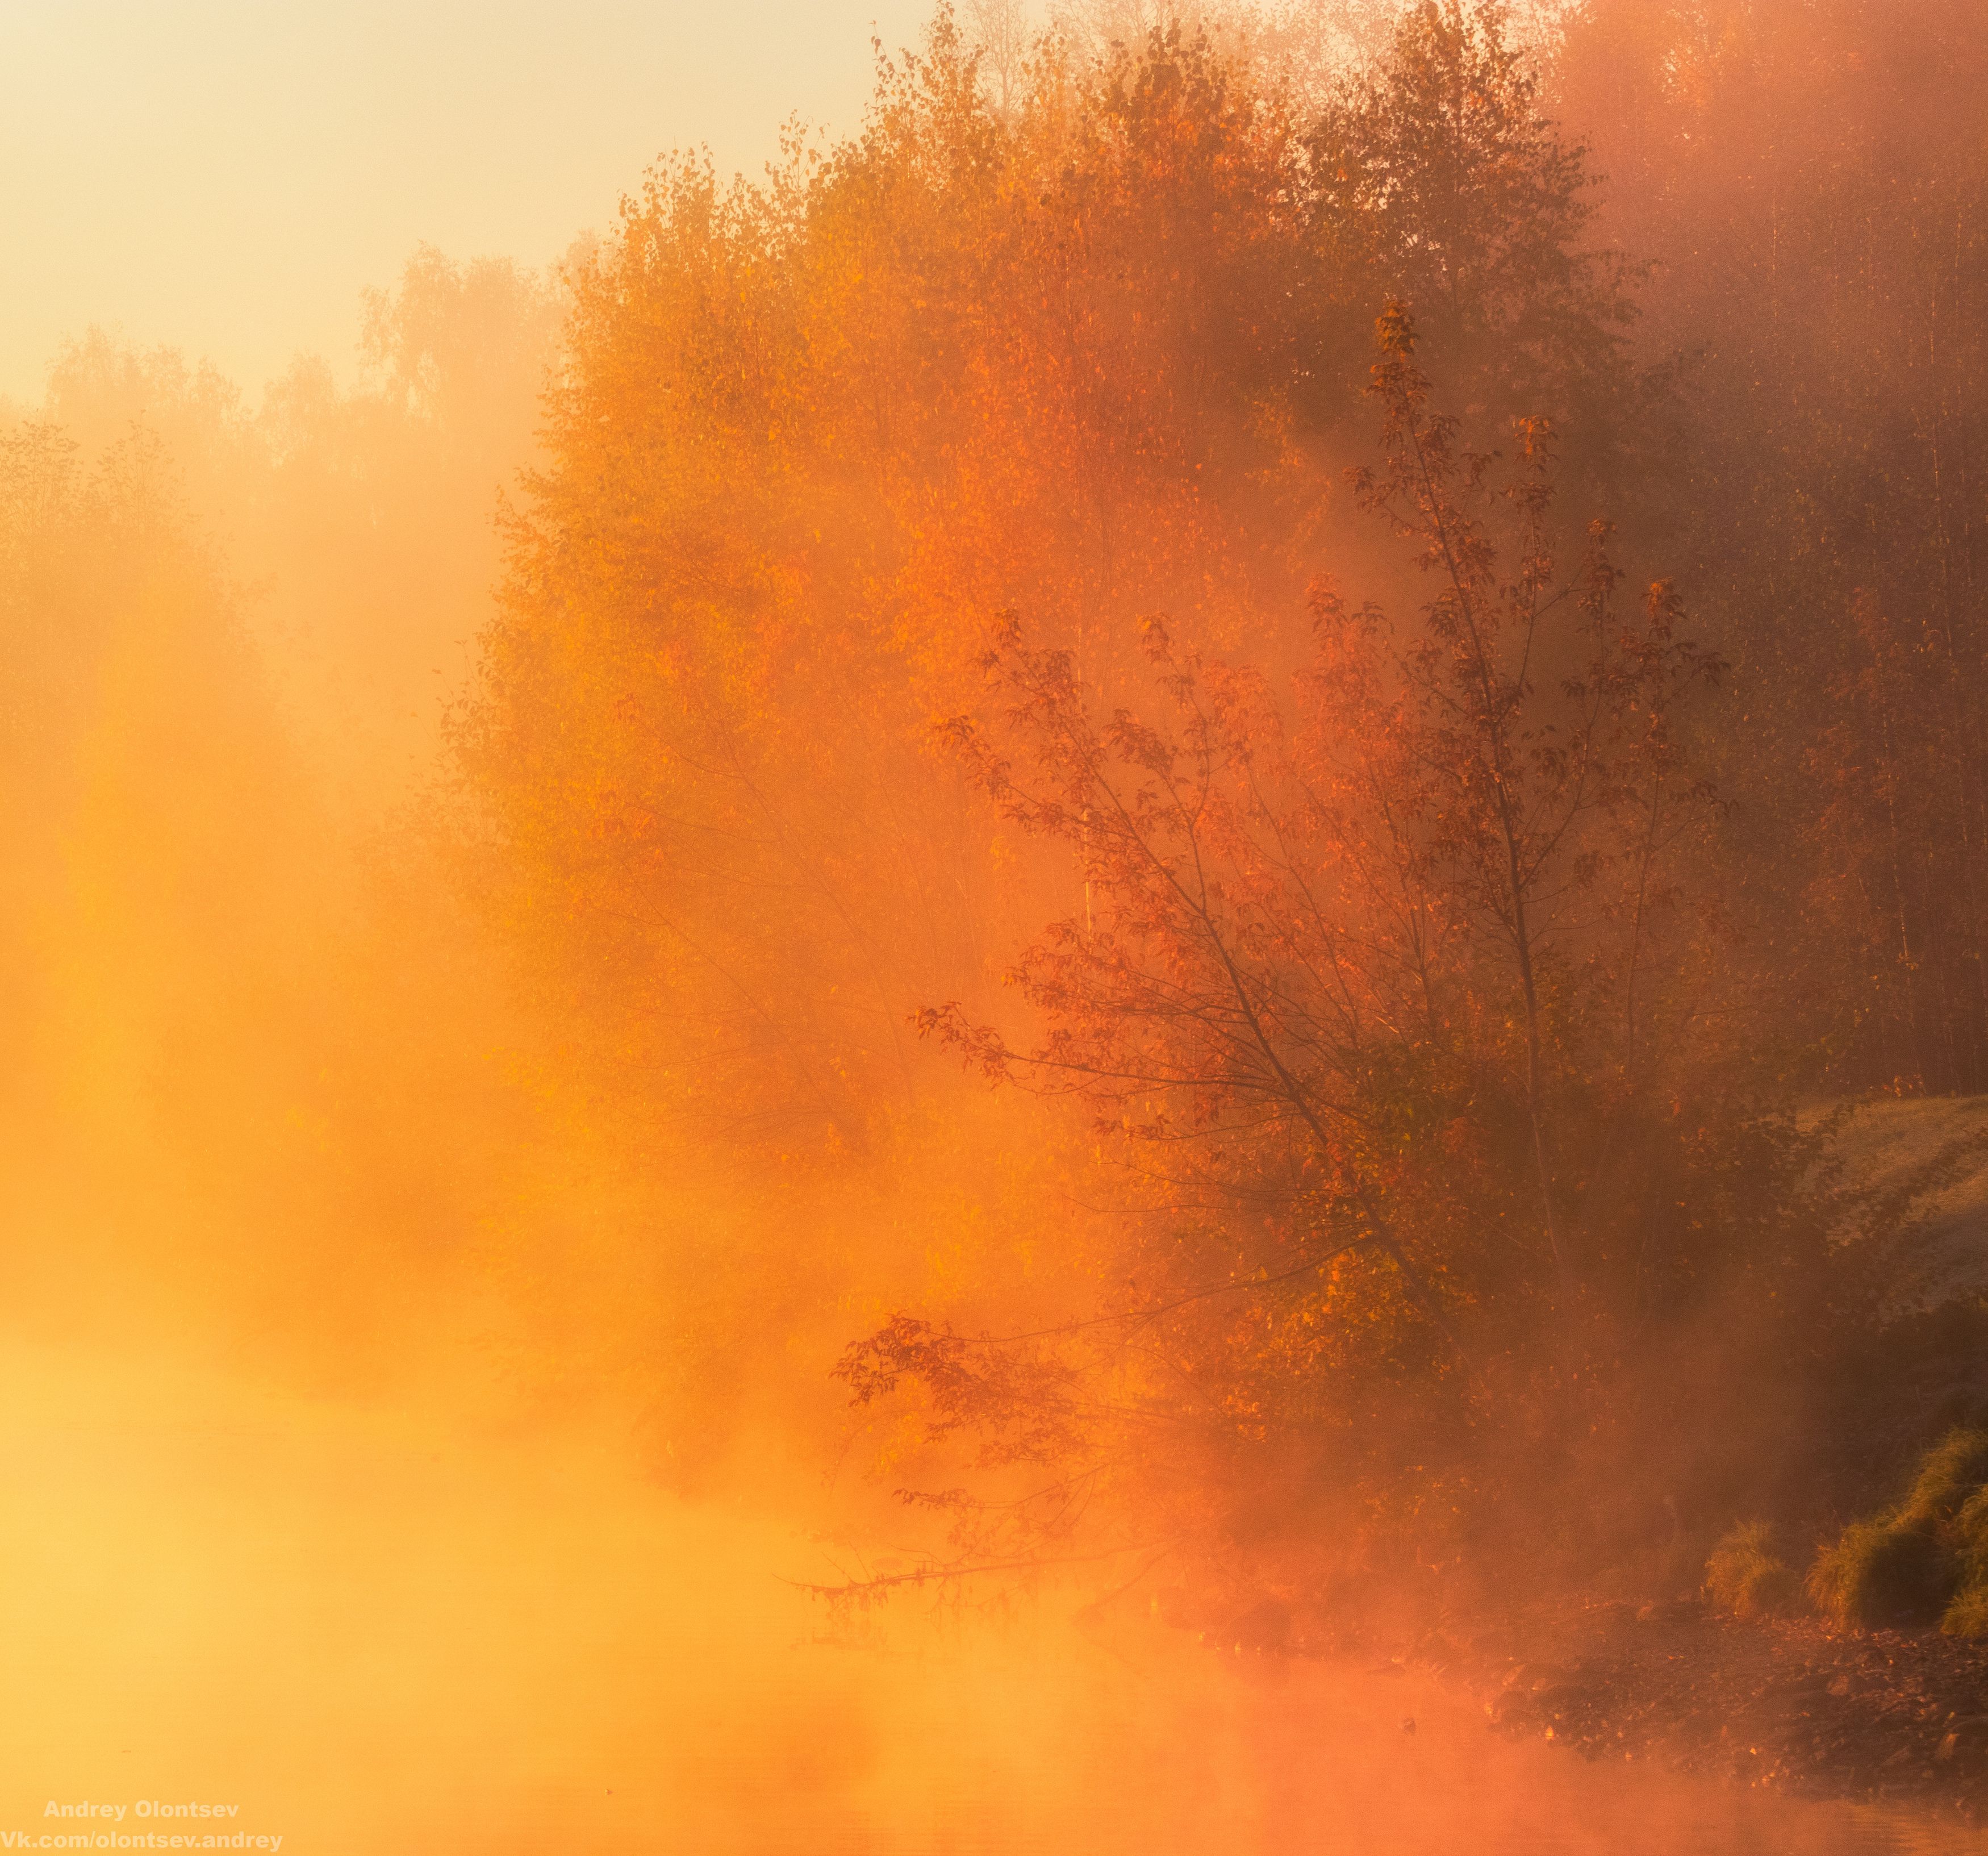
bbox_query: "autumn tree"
[837,309,1802,1583]
[463,6,1652,1161]
[1556,0,1988,1094]
[459,3,1774,1525]
[1306,0,1654,499]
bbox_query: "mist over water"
[0,1342,1975,1856]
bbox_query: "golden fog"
[5,2,1988,1850]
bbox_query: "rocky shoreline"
[1411,1600,1988,1819]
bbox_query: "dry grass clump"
[1893,1429,1988,1530]
[1941,1583,1988,1638]
[1809,1518,1951,1628]
[1809,1429,1988,1631]
[1940,1483,1988,1637]
[1705,1522,1798,1617]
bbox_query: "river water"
[0,1345,1979,1856]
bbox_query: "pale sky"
[0,0,940,403]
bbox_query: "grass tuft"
[1806,1429,1988,1629]
[1705,1521,1798,1617]
[1893,1429,1988,1532]
[1808,1517,1954,1628]
[1942,1584,1988,1638]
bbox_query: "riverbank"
[1411,1599,1988,1822]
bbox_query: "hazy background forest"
[6,0,1988,1663]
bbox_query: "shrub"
[1705,1521,1799,1617]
